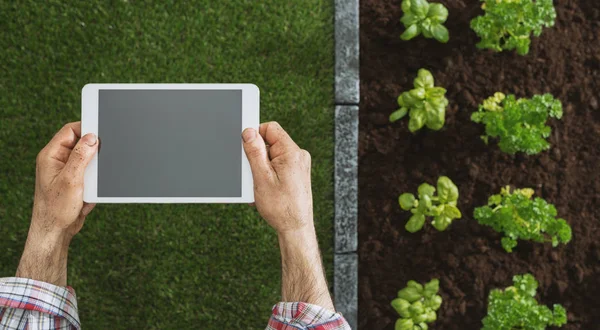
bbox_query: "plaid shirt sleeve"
[0,277,80,330]
[266,302,351,329]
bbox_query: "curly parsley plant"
[399,176,461,232]
[400,0,450,43]
[390,69,449,133]
[392,279,442,330]
[470,0,557,55]
[474,186,572,252]
[483,274,567,329]
[471,92,563,154]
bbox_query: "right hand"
[242,122,314,234]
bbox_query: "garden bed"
[358,1,599,329]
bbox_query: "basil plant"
[400,0,450,43]
[389,69,449,133]
[398,176,461,232]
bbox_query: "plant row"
[387,1,570,329]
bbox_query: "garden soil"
[358,0,599,329]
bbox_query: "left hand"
[31,121,98,239]
[16,121,98,286]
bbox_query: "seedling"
[473,186,572,252]
[390,69,449,133]
[471,92,563,155]
[391,279,442,330]
[483,274,567,329]
[470,0,557,55]
[398,176,460,232]
[400,0,450,43]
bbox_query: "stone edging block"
[335,0,359,105]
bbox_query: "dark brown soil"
[358,1,600,329]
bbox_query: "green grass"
[0,1,334,329]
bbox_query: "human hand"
[31,121,98,240]
[16,121,98,286]
[242,122,313,234]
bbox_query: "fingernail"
[83,133,97,146]
[242,128,255,142]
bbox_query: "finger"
[242,128,275,183]
[81,202,96,217]
[63,133,98,181]
[45,122,82,156]
[258,122,300,159]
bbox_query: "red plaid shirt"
[0,277,350,329]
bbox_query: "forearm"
[278,226,335,311]
[15,221,71,287]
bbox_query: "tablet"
[81,83,259,203]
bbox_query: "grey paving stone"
[334,253,358,329]
[335,0,359,105]
[335,105,358,253]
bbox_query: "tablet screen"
[97,89,242,197]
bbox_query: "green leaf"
[414,69,434,88]
[402,91,421,106]
[395,318,414,330]
[431,215,451,231]
[429,295,442,310]
[431,23,449,43]
[390,107,409,122]
[426,86,445,98]
[391,298,412,318]
[552,304,568,326]
[409,301,425,316]
[487,194,502,205]
[406,213,426,233]
[401,24,420,40]
[427,3,448,23]
[443,204,461,219]
[425,310,437,322]
[398,286,422,302]
[407,280,424,292]
[409,88,426,100]
[399,193,416,210]
[417,183,435,197]
[401,0,411,13]
[423,279,439,298]
[408,108,426,132]
[400,12,420,27]
[437,176,458,203]
[410,0,429,17]
[424,101,445,130]
[417,194,432,213]
[420,19,433,38]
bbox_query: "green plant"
[391,279,442,330]
[473,186,572,252]
[471,92,563,155]
[482,274,567,329]
[398,176,461,232]
[389,69,449,132]
[400,0,449,43]
[470,0,557,55]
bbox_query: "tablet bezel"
[81,83,258,203]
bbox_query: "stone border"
[334,0,359,328]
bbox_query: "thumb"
[64,133,98,179]
[242,128,274,182]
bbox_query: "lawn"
[0,1,334,329]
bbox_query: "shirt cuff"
[0,277,80,329]
[268,301,351,329]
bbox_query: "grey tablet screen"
[97,89,242,197]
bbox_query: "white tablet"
[81,83,259,203]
